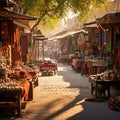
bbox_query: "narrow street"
[1,1,120,120]
[23,62,91,120]
[1,62,120,120]
[15,62,120,120]
[17,62,90,120]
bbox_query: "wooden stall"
[89,72,120,98]
[0,7,37,116]
[96,12,120,72]
[0,87,22,116]
[87,13,120,105]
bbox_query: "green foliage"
[39,17,61,35]
[68,0,91,14]
[16,0,109,32]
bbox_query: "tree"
[13,0,109,32]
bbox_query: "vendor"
[84,48,93,60]
[84,49,89,60]
[74,49,81,59]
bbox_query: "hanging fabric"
[105,29,110,50]
[104,31,107,45]
[108,27,112,52]
[114,29,118,55]
[12,43,21,65]
[20,35,28,55]
[113,25,120,71]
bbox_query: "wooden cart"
[40,62,58,76]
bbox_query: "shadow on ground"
[0,63,120,120]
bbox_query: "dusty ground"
[0,62,120,120]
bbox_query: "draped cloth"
[14,27,20,45]
[104,31,107,45]
[20,35,28,55]
[12,44,21,65]
[108,27,112,52]
[17,81,30,101]
[114,26,120,70]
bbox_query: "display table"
[89,77,120,98]
[40,61,57,75]
[40,63,57,71]
[0,88,22,116]
[91,60,108,74]
[0,79,32,115]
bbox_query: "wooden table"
[91,60,108,74]
[89,77,120,98]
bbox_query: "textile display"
[108,27,112,52]
[14,27,20,45]
[114,26,120,70]
[104,31,107,45]
[12,44,21,64]
[18,81,30,101]
[105,29,110,50]
[20,35,28,55]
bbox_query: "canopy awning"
[33,36,48,41]
[48,29,87,40]
[83,21,96,26]
[96,12,120,24]
[0,8,37,29]
[13,19,31,29]
[83,12,120,27]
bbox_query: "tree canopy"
[14,0,109,33]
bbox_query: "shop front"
[96,12,120,73]
[0,7,39,116]
[87,13,120,110]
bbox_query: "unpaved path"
[1,62,120,120]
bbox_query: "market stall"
[0,64,39,115]
[89,70,120,98]
[96,12,120,73]
[40,60,57,76]
[84,13,120,111]
[0,4,38,116]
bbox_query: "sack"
[108,96,120,111]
